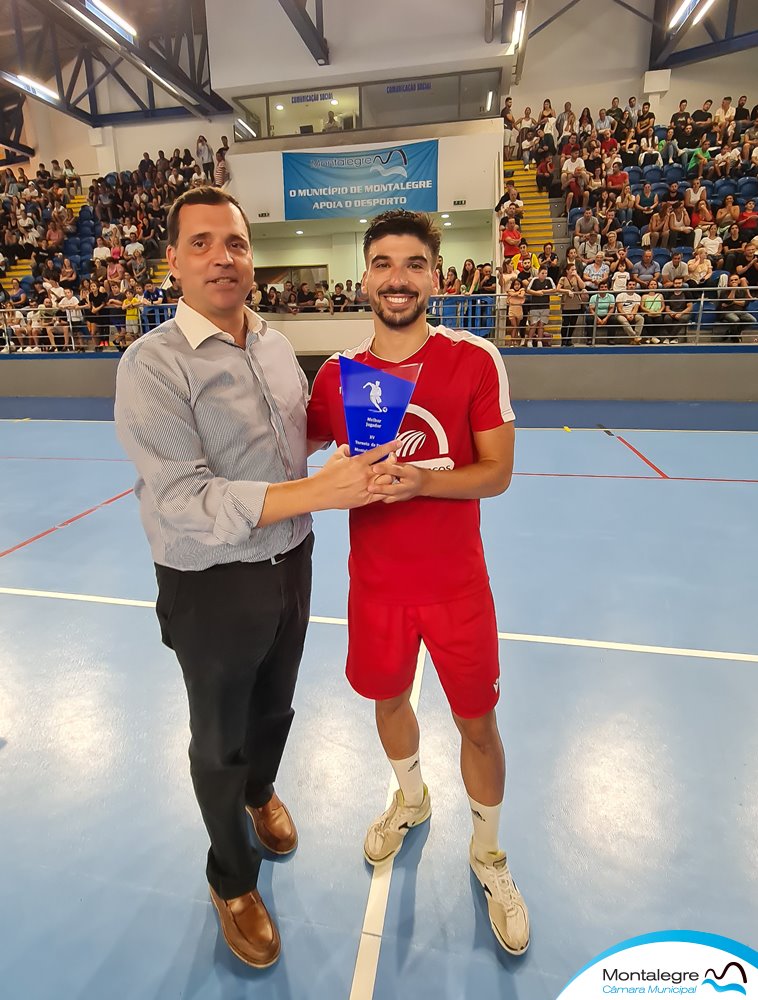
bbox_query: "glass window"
[459,70,501,121]
[361,75,459,128]
[234,97,268,140]
[266,86,360,138]
[232,70,502,141]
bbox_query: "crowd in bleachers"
[0,135,231,352]
[493,92,758,344]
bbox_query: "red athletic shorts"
[345,583,501,719]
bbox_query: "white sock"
[388,753,424,807]
[469,796,504,862]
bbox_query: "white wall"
[207,0,513,96]
[509,0,654,116]
[664,50,758,120]
[109,118,234,174]
[508,0,757,124]
[251,226,491,288]
[229,131,502,225]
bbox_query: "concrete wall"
[228,121,504,224]
[252,226,493,288]
[4,349,757,402]
[508,0,758,122]
[207,0,513,96]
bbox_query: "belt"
[269,533,310,566]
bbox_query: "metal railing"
[1,288,757,353]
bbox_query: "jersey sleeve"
[470,345,516,432]
[306,357,339,444]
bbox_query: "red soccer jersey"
[307,326,515,605]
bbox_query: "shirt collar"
[175,296,267,350]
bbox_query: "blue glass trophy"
[339,355,421,456]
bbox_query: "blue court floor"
[0,405,757,1000]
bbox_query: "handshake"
[311,441,429,510]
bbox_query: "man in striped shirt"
[115,187,396,969]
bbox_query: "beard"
[369,287,429,328]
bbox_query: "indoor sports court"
[1,400,756,999]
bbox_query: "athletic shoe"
[469,839,530,955]
[651,336,661,344]
[363,786,431,865]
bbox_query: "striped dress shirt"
[114,297,312,570]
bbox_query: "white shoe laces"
[488,857,521,916]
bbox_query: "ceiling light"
[359,218,368,223]
[511,8,524,45]
[486,90,494,112]
[64,3,115,44]
[13,74,59,102]
[91,0,137,37]
[692,0,718,25]
[443,222,452,227]
[295,230,304,235]
[668,0,692,28]
[441,213,450,219]
[275,104,284,111]
[236,118,257,137]
[330,99,339,106]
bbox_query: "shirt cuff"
[225,480,271,531]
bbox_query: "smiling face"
[363,233,437,330]
[166,201,253,321]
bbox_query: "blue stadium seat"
[654,126,667,141]
[620,226,640,246]
[78,223,94,238]
[627,248,644,263]
[710,270,729,286]
[626,166,642,186]
[651,183,669,200]
[653,248,671,265]
[697,301,717,329]
[568,208,583,227]
[20,276,35,291]
[737,177,758,198]
[672,246,694,260]
[78,206,93,221]
[714,179,737,197]
[642,166,663,183]
[105,172,118,187]
[663,164,685,182]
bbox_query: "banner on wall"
[282,140,438,220]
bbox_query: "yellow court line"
[0,587,755,663]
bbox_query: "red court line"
[615,436,669,478]
[0,489,134,559]
[307,464,757,483]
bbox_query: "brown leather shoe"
[246,792,298,855]
[209,885,281,968]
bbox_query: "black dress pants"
[155,532,313,899]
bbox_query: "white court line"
[0,587,756,663]
[0,586,155,607]
[348,644,427,1000]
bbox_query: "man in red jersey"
[306,211,529,955]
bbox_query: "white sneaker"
[363,786,431,866]
[469,839,530,955]
[651,336,661,344]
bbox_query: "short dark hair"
[166,185,250,247]
[362,210,441,263]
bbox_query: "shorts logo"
[493,678,500,694]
